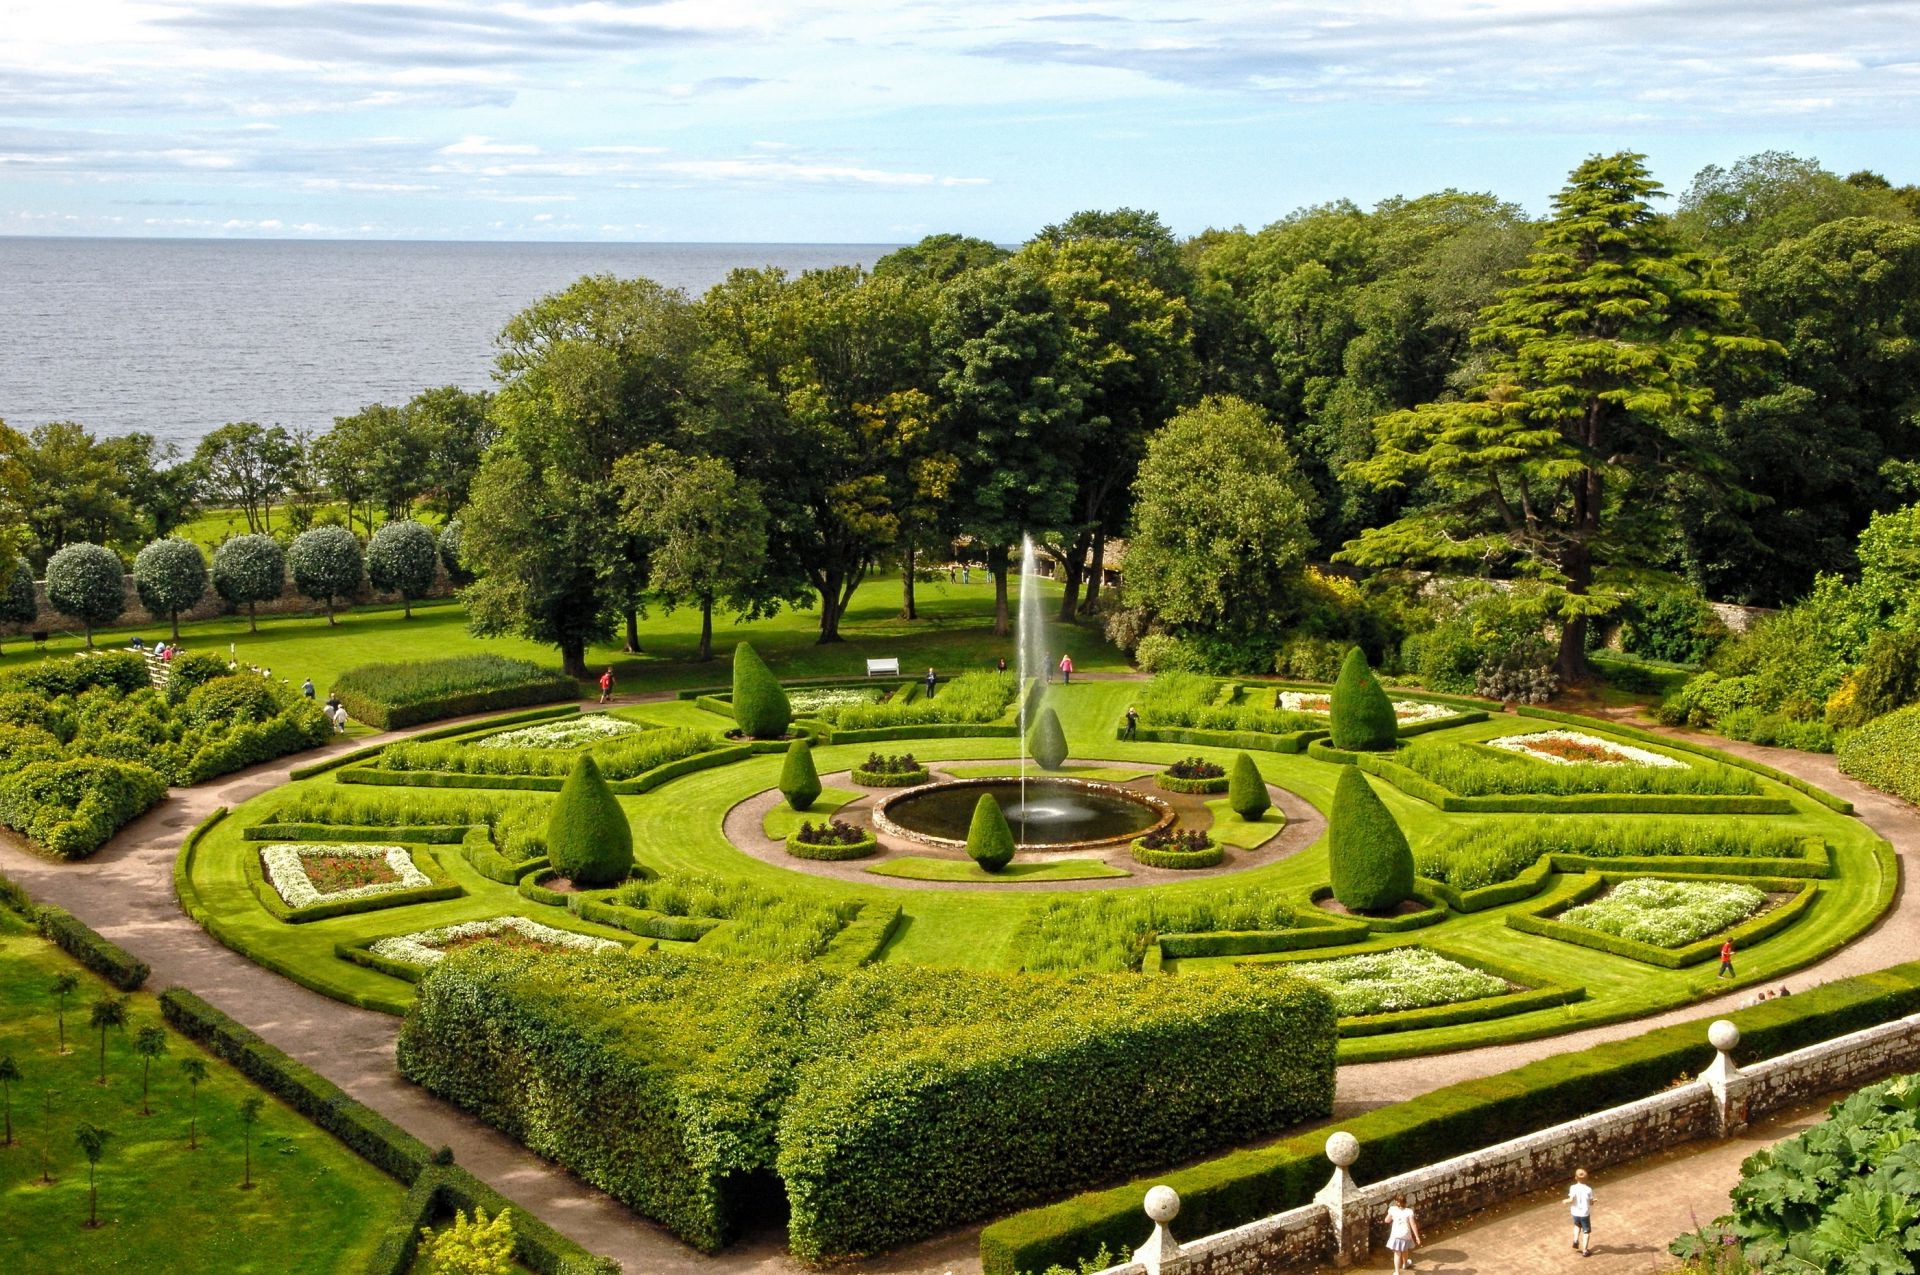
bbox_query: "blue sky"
[4,0,1917,242]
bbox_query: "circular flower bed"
[786,818,879,861]
[850,752,931,787]
[1156,757,1229,794]
[1131,825,1223,869]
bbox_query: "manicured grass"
[941,763,1154,782]
[0,910,399,1272]
[1203,799,1287,850]
[864,857,1132,883]
[762,789,860,840]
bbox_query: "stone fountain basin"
[872,776,1175,851]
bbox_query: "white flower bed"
[788,686,887,716]
[1559,878,1766,948]
[1284,947,1511,1016]
[474,715,644,750]
[1486,729,1687,769]
[1277,692,1455,725]
[261,843,428,910]
[368,916,623,967]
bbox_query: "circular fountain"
[873,776,1173,851]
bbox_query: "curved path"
[0,692,1910,1275]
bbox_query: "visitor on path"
[1124,705,1138,740]
[1059,653,1073,684]
[925,667,937,699]
[324,694,346,733]
[962,565,970,584]
[1719,939,1736,979]
[598,667,614,704]
[996,656,1007,674]
[1384,1194,1422,1272]
[301,677,315,699]
[332,701,349,733]
[1566,1168,1595,1257]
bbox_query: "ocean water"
[0,238,895,450]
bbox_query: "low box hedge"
[1353,752,1796,815]
[785,828,879,861]
[1119,725,1324,754]
[814,903,902,970]
[570,896,721,942]
[1130,838,1224,869]
[35,902,151,990]
[1156,923,1366,959]
[849,765,929,787]
[287,705,583,780]
[1395,710,1490,738]
[1507,873,1821,969]
[978,958,1920,1275]
[1155,771,1230,795]
[1337,983,1587,1038]
[334,656,579,730]
[243,842,464,924]
[244,820,476,844]
[1305,885,1449,934]
[1416,857,1557,913]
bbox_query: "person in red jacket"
[598,667,615,704]
[1718,939,1736,979]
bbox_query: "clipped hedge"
[1835,702,1920,805]
[785,826,879,861]
[780,738,822,810]
[1155,772,1229,795]
[1330,647,1396,751]
[850,764,929,787]
[731,642,792,739]
[334,656,578,730]
[36,903,151,990]
[1508,873,1820,969]
[1157,923,1366,959]
[1328,767,1413,911]
[286,706,581,780]
[0,756,169,858]
[814,903,903,970]
[1351,751,1795,815]
[244,843,463,923]
[1227,752,1270,819]
[1120,724,1324,754]
[1130,837,1224,869]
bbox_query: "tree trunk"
[171,611,181,641]
[248,601,258,634]
[1082,531,1108,615]
[624,609,641,654]
[84,623,94,649]
[990,544,1011,637]
[899,546,917,620]
[402,597,412,620]
[698,597,714,662]
[560,639,588,679]
[1055,531,1090,623]
[325,597,336,626]
[815,572,846,643]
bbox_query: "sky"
[3,0,1918,243]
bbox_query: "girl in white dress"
[1385,1194,1422,1272]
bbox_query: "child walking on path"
[1058,653,1073,684]
[1567,1168,1595,1257]
[599,667,615,704]
[1719,939,1736,978]
[1385,1195,1421,1272]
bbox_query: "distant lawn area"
[1,575,1127,702]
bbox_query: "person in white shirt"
[1567,1167,1595,1257]
[1384,1194,1421,1272]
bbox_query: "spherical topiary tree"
[213,534,286,633]
[1028,706,1068,771]
[45,543,126,648]
[131,537,208,640]
[1328,766,1414,912]
[545,754,634,887]
[965,793,1016,873]
[1330,647,1397,751]
[288,525,363,625]
[780,738,822,811]
[437,517,474,586]
[0,556,39,656]
[365,520,438,619]
[1227,752,1270,820]
[731,642,791,739]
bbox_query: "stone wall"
[3,565,458,639]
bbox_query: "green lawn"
[865,857,1132,883]
[0,910,399,1273]
[169,504,438,551]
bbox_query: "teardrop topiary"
[965,793,1016,873]
[780,738,822,811]
[731,642,791,739]
[1328,766,1413,912]
[1330,647,1397,751]
[1227,752,1270,820]
[545,754,634,887]
[1028,706,1068,770]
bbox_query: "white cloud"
[438,135,540,156]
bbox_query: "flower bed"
[1557,878,1767,948]
[787,819,878,861]
[1280,948,1511,1016]
[1279,692,1454,725]
[473,715,645,750]
[368,916,622,968]
[1131,826,1223,869]
[261,843,430,910]
[790,686,889,717]
[1157,757,1229,794]
[1487,729,1686,769]
[850,753,930,787]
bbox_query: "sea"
[0,237,897,451]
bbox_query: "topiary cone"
[1227,752,1270,820]
[1328,766,1413,912]
[780,738,822,811]
[731,642,792,739]
[966,793,1016,873]
[1330,647,1397,751]
[1028,706,1069,771]
[545,754,634,887]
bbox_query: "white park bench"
[865,657,901,678]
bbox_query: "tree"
[179,1056,208,1150]
[316,403,434,531]
[191,422,297,534]
[779,738,821,811]
[211,533,286,632]
[965,793,1016,873]
[1227,753,1270,820]
[1330,648,1397,751]
[545,755,633,886]
[237,1094,263,1189]
[437,518,473,586]
[408,385,497,517]
[288,525,363,624]
[1122,396,1317,643]
[1340,153,1774,680]
[131,537,208,640]
[89,995,126,1085]
[873,233,1009,284]
[615,446,768,662]
[18,421,142,554]
[419,1206,517,1275]
[130,1025,167,1117]
[45,542,125,647]
[1676,150,1912,261]
[365,520,438,618]
[1028,706,1069,770]
[730,642,791,739]
[102,432,200,539]
[50,973,78,1054]
[1328,767,1413,912]
[74,1121,113,1226]
[0,1054,18,1146]
[0,555,38,655]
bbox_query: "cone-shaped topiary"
[1227,752,1270,820]
[1328,766,1413,912]
[545,754,634,887]
[731,642,791,739]
[1330,647,1397,751]
[780,738,822,811]
[1028,706,1069,770]
[965,793,1016,873]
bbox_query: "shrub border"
[1348,750,1795,815]
[1506,871,1821,969]
[286,705,583,780]
[1155,771,1230,794]
[786,828,880,861]
[0,869,152,990]
[1130,837,1224,869]
[849,765,931,787]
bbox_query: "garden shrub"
[4,649,149,698]
[1130,827,1222,869]
[37,904,150,989]
[334,656,577,729]
[288,524,364,622]
[780,738,822,811]
[967,793,1016,872]
[0,724,63,774]
[163,650,235,703]
[0,757,168,858]
[1618,585,1726,665]
[1836,702,1920,803]
[1825,627,1920,731]
[1330,648,1396,750]
[1271,633,1347,682]
[849,753,928,786]
[1156,756,1227,793]
[1328,767,1413,911]
[809,672,1016,730]
[730,642,791,739]
[131,536,208,638]
[544,756,632,887]
[184,673,280,728]
[0,556,38,650]
[1137,672,1320,735]
[1394,741,1760,797]
[1131,633,1210,674]
[44,542,126,644]
[366,519,440,617]
[1415,819,1810,890]
[1228,752,1270,819]
[211,533,286,631]
[1028,706,1068,770]
[785,820,877,862]
[380,727,714,782]
[1023,888,1297,974]
[611,873,858,961]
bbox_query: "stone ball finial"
[1326,1131,1361,1168]
[1144,1185,1180,1224]
[1709,1020,1741,1054]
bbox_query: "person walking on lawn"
[1124,704,1138,740]
[1719,939,1736,979]
[1567,1168,1595,1257]
[924,667,937,700]
[1059,653,1073,684]
[598,667,615,704]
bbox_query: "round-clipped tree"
[545,754,634,887]
[45,543,126,648]
[212,534,286,632]
[731,642,791,739]
[0,556,39,656]
[1227,752,1270,820]
[780,738,822,811]
[437,517,474,586]
[1330,647,1397,751]
[288,525,363,625]
[131,538,208,640]
[965,793,1016,873]
[1028,706,1068,771]
[1328,766,1414,912]
[365,520,438,619]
